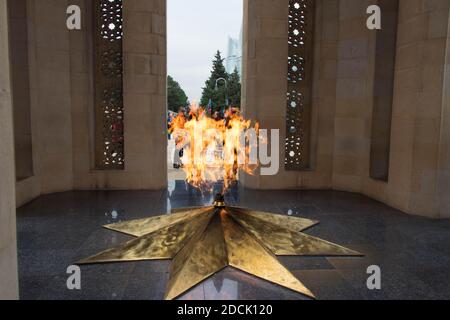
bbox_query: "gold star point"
[78,206,362,300]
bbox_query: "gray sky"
[167,0,243,103]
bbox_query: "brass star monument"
[78,194,362,299]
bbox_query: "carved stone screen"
[285,0,315,171]
[93,0,124,169]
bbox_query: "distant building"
[225,25,242,76]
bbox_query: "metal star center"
[78,202,362,299]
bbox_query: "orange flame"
[170,104,259,193]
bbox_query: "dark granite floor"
[17,181,450,300]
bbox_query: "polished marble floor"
[17,181,450,300]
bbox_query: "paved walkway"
[167,137,186,181]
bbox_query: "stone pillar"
[304,0,339,189]
[435,1,450,218]
[242,0,290,189]
[402,0,450,217]
[241,0,337,190]
[438,17,450,217]
[9,0,42,207]
[28,0,74,195]
[71,0,167,190]
[8,0,34,182]
[368,0,450,217]
[69,0,94,189]
[338,0,450,218]
[332,0,374,193]
[0,0,19,299]
[122,0,167,189]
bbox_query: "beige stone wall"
[241,0,338,190]
[16,0,74,206]
[69,0,92,189]
[362,0,450,217]
[118,0,167,189]
[437,13,450,218]
[326,0,450,218]
[328,0,450,218]
[8,0,34,182]
[332,0,374,193]
[16,0,168,206]
[369,0,398,181]
[55,0,168,193]
[407,0,450,217]
[306,0,339,189]
[29,0,74,193]
[0,0,19,299]
[70,0,167,190]
[241,0,290,188]
[241,0,450,217]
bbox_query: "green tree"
[200,51,229,111]
[227,67,241,108]
[167,75,188,112]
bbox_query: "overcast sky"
[167,0,243,103]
